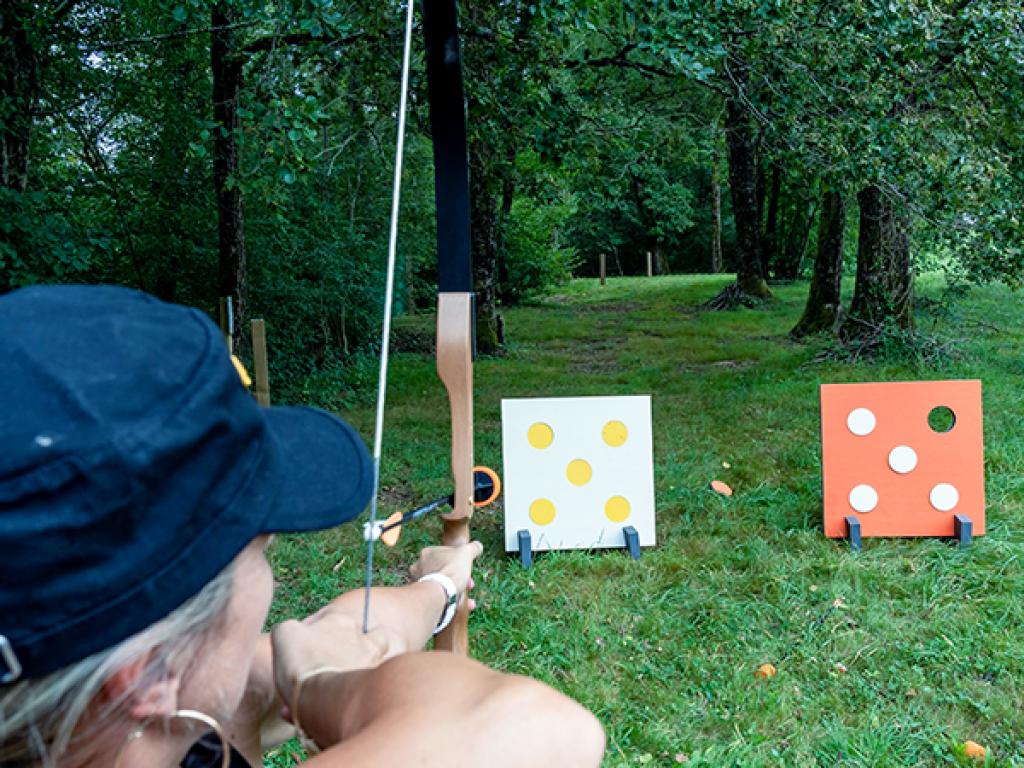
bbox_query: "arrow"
[364,467,500,547]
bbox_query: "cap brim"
[259,406,374,533]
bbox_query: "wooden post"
[251,319,271,407]
[599,253,606,286]
[218,296,234,354]
[646,251,653,277]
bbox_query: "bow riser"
[434,292,474,654]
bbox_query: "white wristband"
[417,573,459,635]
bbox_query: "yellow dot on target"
[527,422,554,449]
[529,498,556,525]
[604,496,631,522]
[566,459,593,486]
[602,420,628,447]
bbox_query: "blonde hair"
[0,562,236,768]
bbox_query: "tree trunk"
[791,190,845,337]
[495,148,516,305]
[462,1,511,351]
[0,3,39,293]
[840,185,914,338]
[793,198,818,275]
[653,243,667,275]
[776,196,819,280]
[628,170,658,273]
[0,5,34,195]
[212,6,246,337]
[710,153,723,273]
[724,92,770,298]
[468,134,502,351]
[762,164,781,278]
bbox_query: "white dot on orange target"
[847,408,876,436]
[888,445,918,474]
[930,483,959,512]
[604,496,631,522]
[849,484,879,513]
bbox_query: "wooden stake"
[646,251,653,277]
[251,319,271,407]
[599,253,606,286]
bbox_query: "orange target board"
[820,380,985,539]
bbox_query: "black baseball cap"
[0,285,373,683]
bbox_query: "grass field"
[266,275,1024,767]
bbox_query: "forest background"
[5,3,1024,765]
[3,0,1022,396]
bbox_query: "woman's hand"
[271,612,397,714]
[409,541,484,597]
[271,541,483,714]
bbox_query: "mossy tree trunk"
[791,189,845,337]
[462,2,517,353]
[775,194,819,280]
[1,2,40,293]
[212,5,246,339]
[495,146,516,306]
[467,134,502,352]
[840,185,913,339]
[710,150,723,273]
[724,82,771,299]
[0,5,34,196]
[762,163,781,278]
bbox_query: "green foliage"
[2,0,1022,392]
[504,196,578,303]
[0,190,97,286]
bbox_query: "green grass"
[266,275,1024,767]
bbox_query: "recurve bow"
[422,0,475,656]
[363,0,476,654]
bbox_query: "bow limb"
[422,0,474,655]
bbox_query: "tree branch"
[566,43,730,97]
[87,21,261,50]
[242,30,367,55]
[50,0,80,24]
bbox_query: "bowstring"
[363,0,416,635]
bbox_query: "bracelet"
[290,667,347,755]
[417,573,459,635]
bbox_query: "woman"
[0,285,605,767]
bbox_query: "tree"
[841,185,913,338]
[791,189,845,337]
[723,74,769,298]
[459,1,573,350]
[0,2,82,292]
[210,5,246,326]
[0,2,40,196]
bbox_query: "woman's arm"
[299,579,453,654]
[299,652,606,768]
[227,542,483,762]
[227,581,450,761]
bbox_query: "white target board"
[501,395,656,552]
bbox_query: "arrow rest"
[363,467,501,547]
